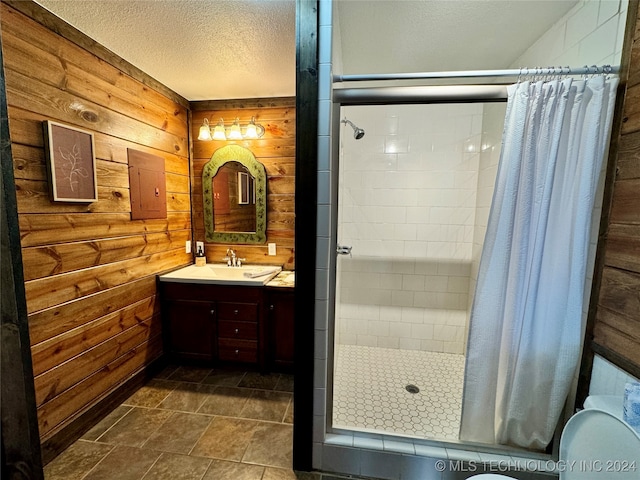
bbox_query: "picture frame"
[43,120,98,202]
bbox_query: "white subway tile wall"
[468,103,506,313]
[511,0,627,69]
[589,355,639,396]
[314,0,334,469]
[336,103,504,354]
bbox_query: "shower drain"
[405,384,420,394]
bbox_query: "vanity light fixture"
[197,116,265,141]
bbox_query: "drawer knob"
[235,349,239,355]
[210,309,215,315]
[270,304,274,310]
[234,328,239,334]
[234,309,239,315]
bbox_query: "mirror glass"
[212,162,257,233]
[203,145,266,244]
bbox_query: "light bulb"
[244,122,258,139]
[197,118,212,141]
[212,119,226,140]
[228,118,242,140]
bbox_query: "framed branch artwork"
[43,120,98,202]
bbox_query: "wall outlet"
[268,243,276,256]
[196,241,204,253]
[185,240,191,254]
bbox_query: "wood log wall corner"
[1,1,191,445]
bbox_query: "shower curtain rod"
[333,64,619,83]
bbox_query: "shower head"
[341,118,365,140]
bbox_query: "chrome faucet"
[223,248,245,267]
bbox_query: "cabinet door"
[166,300,215,361]
[267,291,295,372]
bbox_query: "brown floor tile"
[98,407,172,447]
[83,445,160,480]
[274,374,294,393]
[158,382,210,412]
[141,452,212,480]
[242,423,293,469]
[202,367,246,387]
[122,379,179,408]
[202,459,264,480]
[82,405,132,441]
[263,467,298,480]
[154,364,180,379]
[191,417,260,461]
[197,386,252,416]
[46,367,295,480]
[167,366,212,383]
[44,440,113,480]
[143,411,213,454]
[283,400,294,424]
[239,390,292,422]
[238,371,281,390]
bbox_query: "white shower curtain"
[459,75,618,450]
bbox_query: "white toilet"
[469,404,640,479]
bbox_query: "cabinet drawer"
[218,302,258,322]
[218,338,258,363]
[219,320,257,340]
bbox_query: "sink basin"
[159,263,282,286]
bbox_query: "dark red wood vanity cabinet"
[160,282,265,370]
[265,287,295,373]
[165,298,216,362]
[160,281,295,372]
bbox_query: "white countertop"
[158,263,283,286]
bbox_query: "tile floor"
[333,345,465,440]
[44,365,300,480]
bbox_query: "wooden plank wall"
[592,4,640,376]
[1,2,192,443]
[191,98,296,270]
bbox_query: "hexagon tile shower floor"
[332,345,465,440]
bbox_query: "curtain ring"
[517,67,523,83]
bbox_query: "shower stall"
[331,101,507,441]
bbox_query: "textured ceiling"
[34,0,578,101]
[34,0,296,101]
